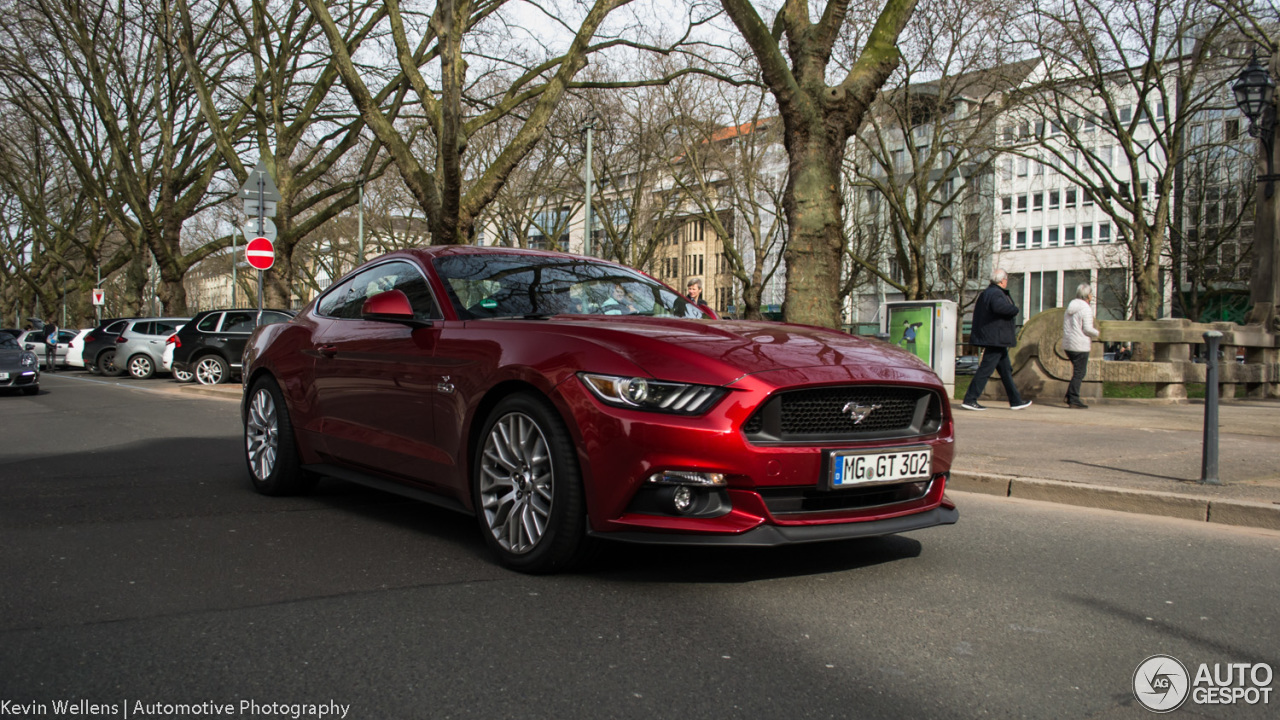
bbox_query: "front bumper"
[558,368,957,542]
[591,503,959,546]
[0,370,39,387]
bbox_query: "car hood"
[0,348,33,369]
[521,316,936,386]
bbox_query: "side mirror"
[24,344,35,351]
[361,289,432,329]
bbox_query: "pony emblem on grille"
[841,401,882,425]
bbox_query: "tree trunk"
[781,133,846,328]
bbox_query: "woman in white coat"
[1062,282,1101,408]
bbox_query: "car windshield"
[0,335,18,350]
[432,253,708,320]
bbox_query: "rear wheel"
[128,354,155,379]
[473,393,590,573]
[244,377,317,496]
[98,349,123,377]
[195,355,229,385]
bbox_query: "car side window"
[154,321,180,335]
[133,322,154,335]
[197,314,221,332]
[318,261,440,321]
[106,320,128,334]
[259,312,291,327]
[221,311,256,333]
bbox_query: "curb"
[948,471,1280,532]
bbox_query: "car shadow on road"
[586,534,924,583]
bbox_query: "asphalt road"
[2,373,1278,719]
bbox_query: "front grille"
[758,479,933,515]
[742,385,943,443]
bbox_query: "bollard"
[1201,330,1222,485]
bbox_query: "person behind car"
[685,278,709,309]
[43,317,59,372]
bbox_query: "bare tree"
[302,0,704,246]
[848,0,1025,310]
[666,74,788,319]
[1013,0,1240,321]
[176,0,400,308]
[717,0,920,329]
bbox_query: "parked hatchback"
[172,309,294,385]
[113,318,190,378]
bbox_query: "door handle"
[318,345,338,358]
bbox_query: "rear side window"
[222,312,256,333]
[197,314,222,332]
[318,261,440,321]
[259,312,291,327]
[105,320,128,334]
[132,322,155,335]
[154,321,181,335]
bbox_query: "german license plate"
[829,447,932,488]
[0,372,8,381]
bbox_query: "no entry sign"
[245,237,275,270]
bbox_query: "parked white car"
[162,331,194,382]
[17,329,77,369]
[64,329,95,369]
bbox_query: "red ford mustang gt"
[241,247,957,572]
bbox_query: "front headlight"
[20,353,37,368]
[578,373,726,415]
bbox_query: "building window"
[1098,223,1111,243]
[1065,188,1077,208]
[1016,230,1027,249]
[1001,231,1012,250]
[1049,228,1060,247]
[1049,190,1060,209]
[1033,193,1044,211]
[1032,229,1043,248]
[1082,191,1093,206]
[1082,226,1093,243]
[1017,194,1028,212]
[1002,196,1013,214]
[1065,227,1076,245]
[1017,157,1029,176]
[1120,106,1132,123]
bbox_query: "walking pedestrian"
[1062,282,1101,408]
[43,317,59,372]
[961,269,1031,411]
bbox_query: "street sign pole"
[256,168,265,312]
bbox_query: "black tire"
[472,393,591,573]
[22,386,38,396]
[244,376,318,496]
[128,354,155,379]
[194,355,230,385]
[99,349,123,376]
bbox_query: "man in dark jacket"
[962,269,1031,410]
[43,318,59,373]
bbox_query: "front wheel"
[244,377,317,496]
[99,349,123,377]
[128,354,155,379]
[473,393,590,573]
[195,355,229,385]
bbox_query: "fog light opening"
[671,486,694,514]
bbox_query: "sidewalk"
[949,398,1280,531]
[176,381,1280,531]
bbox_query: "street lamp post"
[1234,52,1280,334]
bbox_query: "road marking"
[42,373,201,398]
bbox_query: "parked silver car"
[112,318,189,379]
